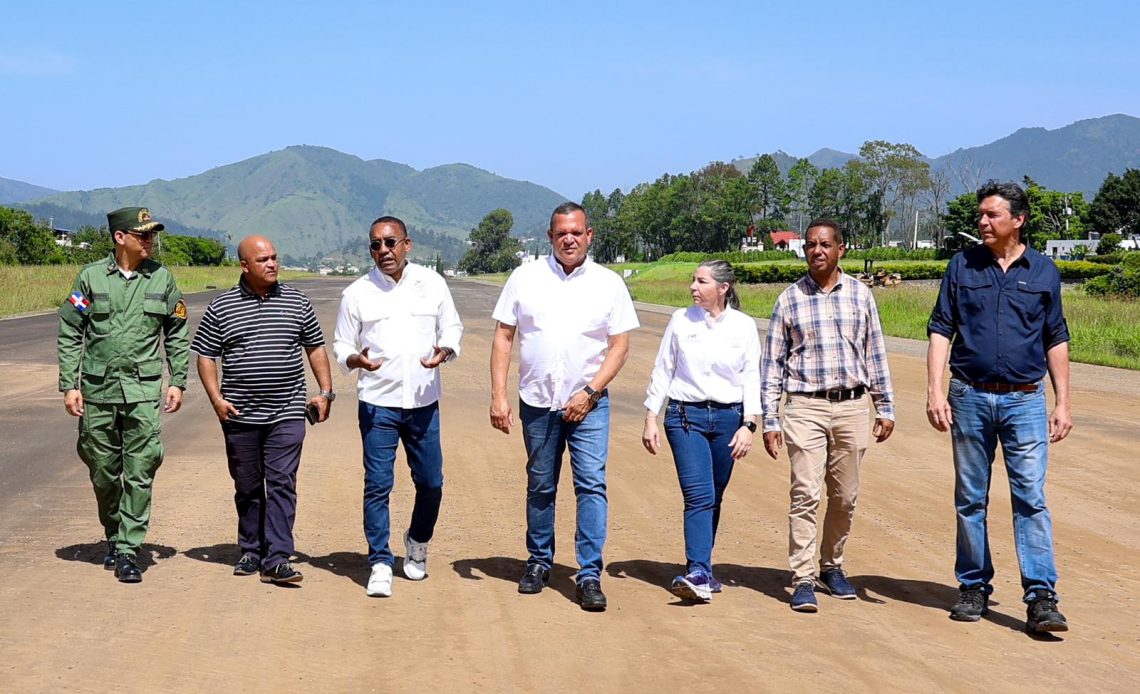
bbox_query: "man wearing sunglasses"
[57,206,190,583]
[333,216,463,598]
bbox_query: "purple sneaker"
[709,575,723,593]
[671,571,713,601]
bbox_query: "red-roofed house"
[769,231,805,257]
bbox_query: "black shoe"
[1026,590,1069,633]
[114,555,142,583]
[233,553,260,576]
[949,587,988,621]
[576,579,607,611]
[260,562,303,585]
[518,564,550,594]
[102,541,118,570]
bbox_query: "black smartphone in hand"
[306,402,320,425]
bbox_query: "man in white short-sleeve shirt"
[490,202,639,611]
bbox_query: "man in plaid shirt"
[760,219,895,613]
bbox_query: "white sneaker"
[366,563,393,597]
[403,531,429,581]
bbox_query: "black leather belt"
[965,380,1038,393]
[670,399,739,409]
[797,386,866,402]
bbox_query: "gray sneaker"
[950,588,989,621]
[1025,590,1068,632]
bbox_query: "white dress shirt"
[334,263,463,409]
[644,305,762,415]
[492,255,639,410]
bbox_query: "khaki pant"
[783,395,868,583]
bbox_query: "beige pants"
[783,395,869,583]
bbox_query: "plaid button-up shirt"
[760,270,894,432]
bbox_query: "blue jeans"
[664,400,741,576]
[519,395,610,582]
[949,378,1058,600]
[358,402,444,568]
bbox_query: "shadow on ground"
[56,541,177,570]
[452,556,580,605]
[608,559,791,606]
[853,574,1048,636]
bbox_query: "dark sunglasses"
[126,230,157,242]
[369,237,404,251]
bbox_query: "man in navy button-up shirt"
[926,180,1072,634]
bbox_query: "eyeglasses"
[127,230,157,242]
[369,238,404,251]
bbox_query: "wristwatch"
[319,389,336,402]
[583,385,603,404]
[743,420,757,433]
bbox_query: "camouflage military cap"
[107,207,165,233]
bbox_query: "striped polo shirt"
[191,279,325,424]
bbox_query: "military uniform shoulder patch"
[173,299,187,320]
[68,291,90,313]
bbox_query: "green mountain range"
[0,177,58,204]
[16,145,567,260]
[733,114,1140,197]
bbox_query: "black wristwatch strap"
[584,385,602,403]
[743,420,757,433]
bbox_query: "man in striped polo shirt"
[192,235,334,585]
[760,219,895,613]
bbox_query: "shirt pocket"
[959,276,993,316]
[87,306,113,335]
[1009,283,1048,326]
[143,299,168,328]
[408,298,439,337]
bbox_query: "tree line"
[0,205,227,266]
[571,145,1140,262]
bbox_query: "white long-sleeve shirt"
[492,255,639,410]
[644,305,762,415]
[334,263,463,409]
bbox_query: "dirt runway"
[1,277,1138,692]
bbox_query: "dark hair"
[698,259,740,310]
[370,215,408,238]
[806,218,844,244]
[550,201,588,229]
[976,180,1030,222]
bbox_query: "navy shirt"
[927,244,1069,384]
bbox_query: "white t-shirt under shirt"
[492,255,639,411]
[643,305,762,415]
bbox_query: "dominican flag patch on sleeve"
[68,291,90,312]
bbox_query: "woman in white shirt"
[642,260,761,602]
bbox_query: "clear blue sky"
[2,1,1137,199]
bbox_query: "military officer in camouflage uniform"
[57,207,190,583]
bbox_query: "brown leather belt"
[966,380,1038,393]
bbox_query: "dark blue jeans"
[664,400,742,575]
[358,402,444,568]
[519,395,610,582]
[221,418,306,570]
[949,379,1058,600]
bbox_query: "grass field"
[0,265,316,319]
[626,262,1140,370]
